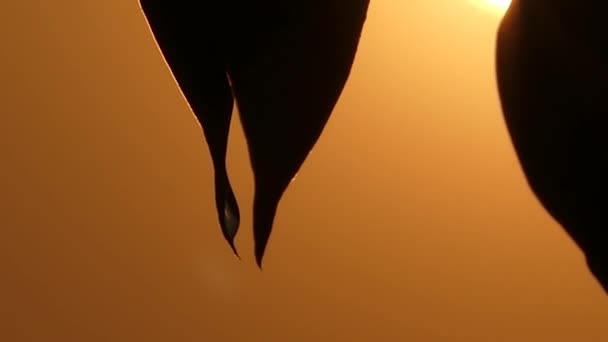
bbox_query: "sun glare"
[487,0,511,9]
[471,0,511,14]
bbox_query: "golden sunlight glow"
[487,0,511,9]
[471,0,511,14]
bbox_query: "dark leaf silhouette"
[140,1,370,266]
[497,0,608,292]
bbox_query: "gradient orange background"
[1,1,607,341]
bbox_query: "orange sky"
[1,1,606,341]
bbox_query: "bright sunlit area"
[471,0,512,14]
